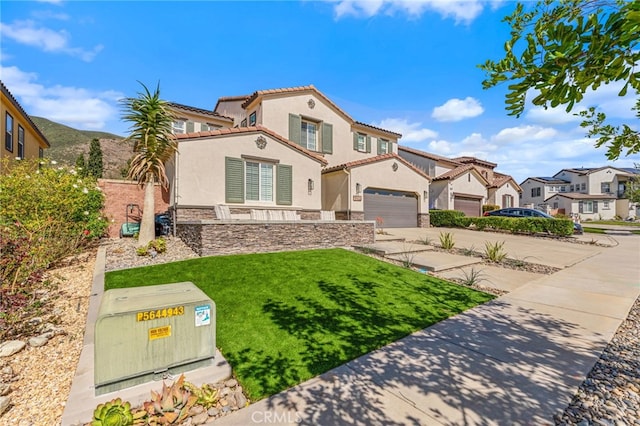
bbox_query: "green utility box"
[95,282,215,395]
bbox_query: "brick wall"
[177,220,375,256]
[98,179,170,237]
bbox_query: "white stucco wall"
[174,132,323,210]
[450,172,487,202]
[259,93,397,168]
[489,182,520,208]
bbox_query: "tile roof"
[432,164,478,181]
[322,153,431,180]
[241,85,346,114]
[353,121,402,138]
[490,172,522,192]
[0,80,50,148]
[240,85,402,138]
[397,145,462,166]
[167,102,234,122]
[544,192,617,202]
[174,125,328,165]
[452,156,497,168]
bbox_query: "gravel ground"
[3,237,637,425]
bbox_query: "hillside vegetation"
[32,116,134,179]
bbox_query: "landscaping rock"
[28,334,50,348]
[0,384,10,396]
[191,411,209,425]
[0,395,10,415]
[0,341,25,358]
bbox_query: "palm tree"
[121,82,177,246]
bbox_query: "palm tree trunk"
[138,180,156,246]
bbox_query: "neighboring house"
[0,81,50,171]
[520,166,639,220]
[167,102,233,134]
[168,85,432,227]
[398,146,521,216]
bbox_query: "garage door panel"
[454,196,481,217]
[364,190,417,228]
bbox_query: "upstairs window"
[353,132,371,153]
[172,120,185,134]
[580,183,586,191]
[5,112,13,152]
[377,138,390,154]
[531,187,541,197]
[601,182,611,193]
[17,125,24,158]
[301,121,317,151]
[249,112,257,126]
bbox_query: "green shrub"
[430,210,465,227]
[482,204,500,213]
[0,158,107,290]
[136,237,167,256]
[439,232,455,250]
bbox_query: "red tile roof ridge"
[322,153,431,180]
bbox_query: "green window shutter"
[289,114,301,145]
[276,164,292,205]
[225,157,244,203]
[578,201,583,213]
[593,201,598,213]
[322,122,333,154]
[377,139,383,154]
[186,121,195,133]
[201,123,209,132]
[353,133,358,150]
[366,136,371,153]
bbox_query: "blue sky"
[1,0,638,183]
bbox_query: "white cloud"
[0,20,102,62]
[431,97,484,122]
[1,65,122,130]
[332,0,487,23]
[372,118,438,142]
[525,106,584,125]
[428,139,454,154]
[491,125,558,143]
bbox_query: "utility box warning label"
[195,305,211,327]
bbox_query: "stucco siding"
[348,158,430,214]
[174,132,322,210]
[322,170,349,211]
[450,172,487,202]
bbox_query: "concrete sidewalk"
[212,235,640,426]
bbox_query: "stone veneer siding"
[177,220,375,256]
[418,213,430,228]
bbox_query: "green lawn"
[105,248,493,401]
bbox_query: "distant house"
[167,85,432,227]
[0,81,50,170]
[520,166,639,220]
[398,146,521,216]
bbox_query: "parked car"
[484,208,583,234]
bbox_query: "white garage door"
[454,196,481,217]
[364,188,418,228]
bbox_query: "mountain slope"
[32,116,134,179]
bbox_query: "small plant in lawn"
[184,381,220,409]
[399,244,416,268]
[458,267,485,287]
[375,216,385,234]
[91,397,139,426]
[439,232,455,250]
[142,374,197,424]
[484,241,507,263]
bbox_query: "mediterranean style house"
[520,166,639,220]
[166,85,432,228]
[398,146,521,216]
[0,81,50,171]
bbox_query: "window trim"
[249,111,257,126]
[17,125,24,158]
[245,160,274,203]
[172,120,186,134]
[583,200,594,213]
[301,119,318,151]
[356,133,367,152]
[5,112,14,152]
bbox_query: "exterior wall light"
[356,183,362,194]
[308,178,314,192]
